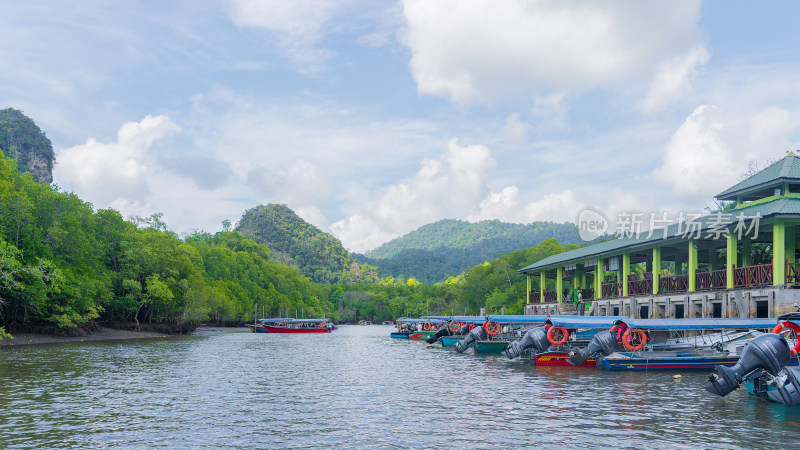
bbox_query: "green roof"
[716,153,800,201]
[518,197,800,274]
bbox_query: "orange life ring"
[423,322,432,331]
[622,328,647,351]
[449,321,461,333]
[483,320,501,336]
[610,324,619,333]
[773,321,800,356]
[546,326,570,346]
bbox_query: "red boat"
[247,318,335,333]
[534,351,595,367]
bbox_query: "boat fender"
[772,321,800,356]
[622,328,647,351]
[546,326,570,346]
[483,320,501,336]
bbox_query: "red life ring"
[622,328,647,351]
[448,321,461,333]
[423,322,432,331]
[773,321,800,356]
[483,320,501,336]
[546,326,569,346]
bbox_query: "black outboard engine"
[567,330,619,366]
[458,324,470,335]
[454,325,487,353]
[426,324,453,344]
[502,327,550,360]
[706,333,794,399]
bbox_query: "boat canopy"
[258,318,328,324]
[396,318,447,324]
[612,318,779,330]
[421,315,485,324]
[485,314,580,324]
[545,316,628,329]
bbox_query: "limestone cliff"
[0,108,54,183]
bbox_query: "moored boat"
[248,318,335,333]
[706,313,800,405]
[569,318,779,370]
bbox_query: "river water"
[1,325,799,448]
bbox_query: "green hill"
[355,219,582,284]
[235,204,377,284]
[0,108,54,183]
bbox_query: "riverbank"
[0,327,175,346]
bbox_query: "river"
[1,325,799,448]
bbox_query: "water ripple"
[2,326,800,448]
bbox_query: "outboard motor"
[458,324,470,335]
[454,325,487,353]
[706,333,792,397]
[502,327,550,360]
[567,330,619,366]
[426,324,453,344]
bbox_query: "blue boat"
[595,318,779,371]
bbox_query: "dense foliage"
[355,219,582,283]
[333,238,581,322]
[0,108,54,183]
[235,204,378,284]
[0,152,335,337]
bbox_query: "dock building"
[518,153,800,319]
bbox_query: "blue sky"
[2,0,799,252]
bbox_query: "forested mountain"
[234,204,377,284]
[0,108,54,183]
[0,151,336,338]
[355,219,582,284]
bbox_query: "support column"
[622,253,630,297]
[652,246,661,295]
[526,275,531,304]
[742,236,752,267]
[556,267,563,304]
[726,234,737,289]
[674,254,684,275]
[774,221,786,286]
[539,272,545,304]
[787,225,796,264]
[688,240,698,292]
[708,247,718,271]
[596,258,604,299]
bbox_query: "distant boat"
[382,321,393,325]
[248,318,335,334]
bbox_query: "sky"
[3,0,800,253]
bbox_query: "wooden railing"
[659,275,688,293]
[602,282,621,298]
[628,278,651,296]
[695,269,726,291]
[788,261,800,285]
[733,263,773,288]
[529,291,541,303]
[543,290,557,302]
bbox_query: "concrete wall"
[588,286,800,319]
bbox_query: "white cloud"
[640,45,710,112]
[652,104,794,204]
[331,139,496,251]
[227,0,340,67]
[400,0,705,104]
[54,115,180,208]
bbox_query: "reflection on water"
[1,326,800,448]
